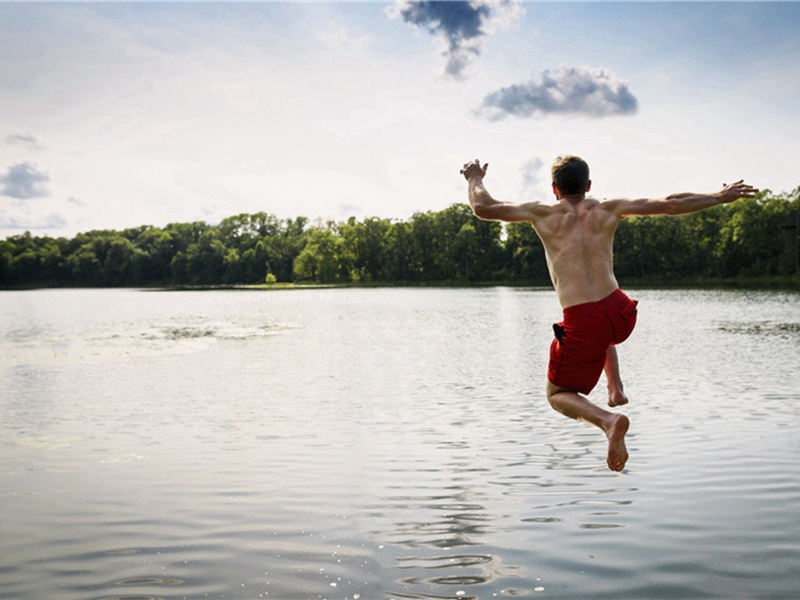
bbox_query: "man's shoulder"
[584,197,612,208]
[519,199,564,218]
[578,198,624,231]
[584,197,624,216]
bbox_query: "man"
[461,156,757,471]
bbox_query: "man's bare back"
[461,156,758,471]
[460,160,620,307]
[529,196,620,308]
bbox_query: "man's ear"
[586,180,592,193]
[552,182,561,199]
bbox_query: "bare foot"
[605,414,630,472]
[608,387,629,407]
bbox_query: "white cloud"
[5,132,42,151]
[1,162,51,199]
[317,23,373,50]
[0,211,67,231]
[477,65,638,120]
[336,202,364,218]
[520,157,545,193]
[67,196,88,207]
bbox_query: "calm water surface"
[1,287,799,599]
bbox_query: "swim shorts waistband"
[562,289,633,318]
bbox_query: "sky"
[1,1,799,239]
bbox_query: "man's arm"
[461,159,548,223]
[606,180,758,218]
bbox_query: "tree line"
[1,188,798,288]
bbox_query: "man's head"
[551,155,591,197]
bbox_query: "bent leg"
[547,381,629,472]
[604,345,629,407]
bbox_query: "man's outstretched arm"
[607,180,759,218]
[461,159,547,223]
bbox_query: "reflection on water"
[1,287,799,599]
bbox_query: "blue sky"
[1,1,799,238]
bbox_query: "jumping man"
[461,156,757,471]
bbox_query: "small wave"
[717,320,800,337]
[113,576,184,586]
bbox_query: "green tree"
[102,237,138,285]
[505,222,548,282]
[293,226,344,283]
[66,245,101,285]
[185,231,227,284]
[383,221,415,281]
[266,217,308,283]
[341,217,391,282]
[132,227,176,283]
[453,222,478,281]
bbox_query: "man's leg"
[604,345,629,407]
[547,381,629,471]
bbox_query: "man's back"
[531,197,621,308]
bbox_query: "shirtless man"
[461,156,757,471]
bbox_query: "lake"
[1,286,799,600]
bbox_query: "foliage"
[1,189,798,288]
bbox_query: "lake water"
[1,286,799,600]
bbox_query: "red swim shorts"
[547,289,638,395]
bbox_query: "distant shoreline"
[4,275,798,293]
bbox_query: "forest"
[1,188,798,288]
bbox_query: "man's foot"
[607,387,629,407]
[605,414,629,472]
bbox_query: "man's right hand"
[460,159,488,182]
[717,180,759,203]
